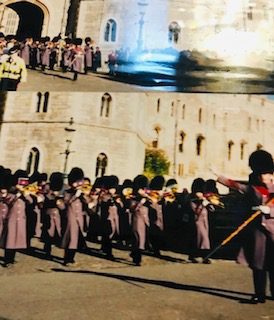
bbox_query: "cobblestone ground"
[0,238,274,320]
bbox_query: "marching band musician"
[0,168,10,260]
[41,172,65,259]
[0,170,34,267]
[129,175,151,266]
[216,150,274,304]
[61,167,88,266]
[100,175,121,260]
[147,175,165,257]
[187,178,215,264]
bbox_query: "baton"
[205,198,274,260]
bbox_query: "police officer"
[0,43,27,91]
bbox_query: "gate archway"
[3,0,49,40]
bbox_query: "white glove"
[37,195,44,204]
[202,199,210,207]
[259,205,271,215]
[75,189,82,198]
[88,202,96,209]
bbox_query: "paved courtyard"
[0,239,273,320]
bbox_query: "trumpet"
[17,182,40,196]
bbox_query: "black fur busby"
[38,173,48,184]
[0,168,12,190]
[133,175,149,191]
[191,178,205,194]
[85,37,91,44]
[149,175,165,190]
[249,150,274,174]
[73,38,83,46]
[0,32,5,38]
[49,172,64,191]
[68,167,84,186]
[93,177,104,190]
[44,36,50,42]
[12,170,28,186]
[8,44,20,55]
[204,179,218,194]
[64,37,72,45]
[165,178,178,188]
[104,175,119,189]
[29,171,40,184]
[122,179,133,189]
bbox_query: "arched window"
[104,19,117,42]
[36,92,49,113]
[240,141,247,160]
[171,101,174,116]
[213,114,216,127]
[26,147,40,175]
[36,92,42,112]
[157,98,161,113]
[100,93,112,118]
[182,104,186,119]
[152,126,161,148]
[178,131,186,153]
[196,135,205,156]
[228,140,234,161]
[95,153,108,177]
[43,92,49,112]
[168,21,181,43]
[198,108,202,123]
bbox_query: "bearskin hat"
[73,38,83,46]
[122,179,133,190]
[64,37,72,45]
[85,37,91,44]
[133,175,149,191]
[104,175,119,189]
[191,178,205,194]
[165,178,178,189]
[249,150,274,174]
[68,167,84,186]
[204,179,218,194]
[38,173,48,184]
[29,171,40,184]
[149,175,165,190]
[0,168,12,190]
[49,172,64,191]
[92,177,104,190]
[12,170,28,186]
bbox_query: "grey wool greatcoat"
[61,190,86,250]
[0,200,8,241]
[42,191,65,241]
[218,175,274,270]
[131,199,150,250]
[0,194,33,249]
[190,200,212,250]
[84,45,93,68]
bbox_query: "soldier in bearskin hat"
[0,170,33,267]
[216,149,274,303]
[84,37,93,74]
[71,38,84,80]
[99,175,121,259]
[129,174,150,266]
[147,175,165,257]
[41,172,65,259]
[0,168,11,257]
[61,167,87,266]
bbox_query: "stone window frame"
[104,19,117,42]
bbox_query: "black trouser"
[130,249,142,265]
[0,78,19,91]
[4,249,16,264]
[253,269,274,299]
[64,249,76,264]
[101,235,112,257]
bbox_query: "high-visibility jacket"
[0,54,27,83]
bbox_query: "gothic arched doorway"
[3,0,48,40]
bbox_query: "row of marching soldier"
[0,149,273,304]
[0,166,221,267]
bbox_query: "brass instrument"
[204,192,224,208]
[17,182,40,196]
[122,187,134,199]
